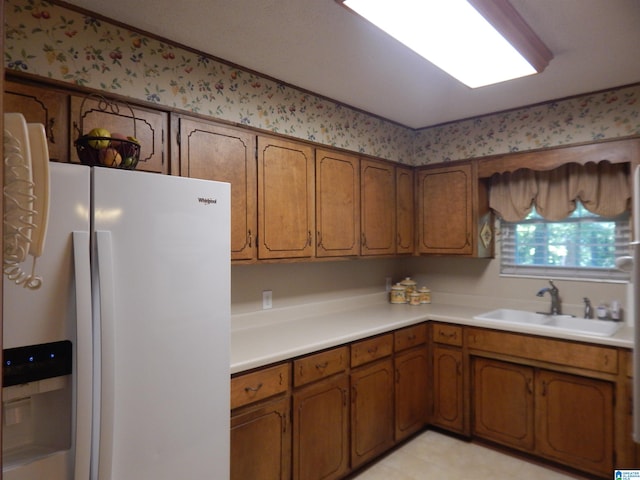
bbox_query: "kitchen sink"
[473,308,622,337]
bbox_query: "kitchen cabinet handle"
[244,382,263,393]
[367,346,378,355]
[47,117,56,143]
[308,230,312,247]
[317,231,322,248]
[361,233,367,247]
[407,334,416,341]
[315,361,329,371]
[247,229,252,248]
[540,380,547,396]
[527,378,533,395]
[456,361,462,376]
[439,330,457,339]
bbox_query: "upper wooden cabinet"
[70,95,168,174]
[416,162,492,257]
[315,149,360,257]
[178,116,257,261]
[4,80,70,163]
[395,166,414,254]
[360,159,396,256]
[257,136,315,260]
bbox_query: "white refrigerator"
[3,161,231,479]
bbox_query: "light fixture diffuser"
[339,0,552,88]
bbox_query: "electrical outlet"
[262,290,273,310]
[385,277,392,292]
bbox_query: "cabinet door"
[417,163,473,255]
[395,347,428,441]
[179,117,257,261]
[360,159,395,256]
[4,80,70,163]
[231,397,291,480]
[536,370,614,476]
[432,346,464,434]
[395,166,414,254]
[258,136,315,259]
[70,95,168,173]
[293,375,350,480]
[472,357,534,450]
[316,149,360,257]
[351,358,394,469]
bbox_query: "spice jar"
[390,283,407,304]
[418,286,431,304]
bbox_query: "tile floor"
[350,430,591,480]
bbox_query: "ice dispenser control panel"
[3,340,72,387]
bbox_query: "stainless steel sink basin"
[473,308,622,337]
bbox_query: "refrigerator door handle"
[95,230,116,480]
[73,231,92,480]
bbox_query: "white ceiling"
[61,0,640,129]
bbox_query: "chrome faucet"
[583,297,593,319]
[536,280,561,315]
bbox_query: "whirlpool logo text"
[198,197,217,205]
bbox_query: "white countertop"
[230,293,634,374]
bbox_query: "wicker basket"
[74,94,141,169]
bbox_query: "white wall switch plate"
[262,290,273,310]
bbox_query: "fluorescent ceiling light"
[340,0,553,88]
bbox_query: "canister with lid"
[400,277,417,295]
[390,283,407,304]
[418,286,431,304]
[409,291,421,306]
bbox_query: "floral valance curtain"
[489,161,630,222]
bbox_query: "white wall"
[231,258,407,315]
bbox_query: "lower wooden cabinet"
[231,397,291,480]
[431,345,464,434]
[351,358,395,469]
[535,369,613,476]
[394,346,428,441]
[472,357,534,450]
[472,356,615,477]
[293,374,350,480]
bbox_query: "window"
[500,202,630,281]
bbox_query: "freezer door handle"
[72,231,92,480]
[95,230,116,480]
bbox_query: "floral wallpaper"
[5,0,640,166]
[414,86,640,163]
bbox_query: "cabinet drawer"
[351,334,393,367]
[294,346,349,387]
[394,323,427,351]
[231,363,290,410]
[432,323,463,347]
[466,327,618,374]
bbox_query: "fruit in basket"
[127,136,140,145]
[87,128,111,149]
[110,132,127,147]
[99,147,122,167]
[121,156,136,168]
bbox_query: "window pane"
[501,203,630,281]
